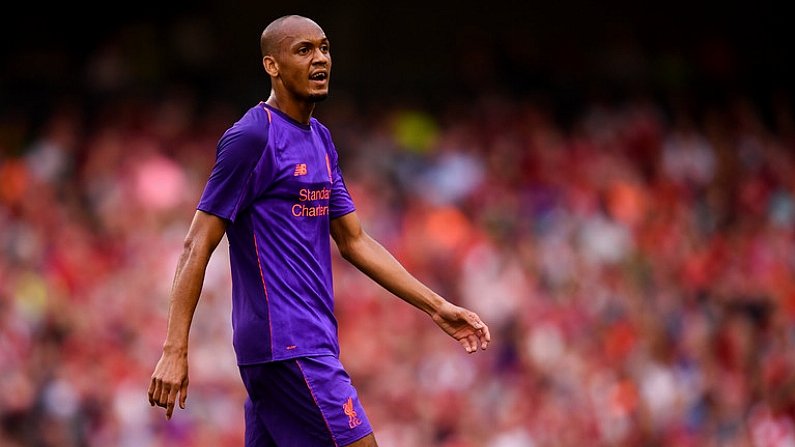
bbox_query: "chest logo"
[294,163,308,176]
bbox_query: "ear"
[263,56,279,77]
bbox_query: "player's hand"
[431,301,491,353]
[147,350,189,420]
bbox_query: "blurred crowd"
[2,82,795,447]
[2,15,795,445]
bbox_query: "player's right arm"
[148,210,228,419]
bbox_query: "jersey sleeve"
[197,122,275,222]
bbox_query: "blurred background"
[1,1,794,446]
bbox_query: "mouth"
[310,72,328,83]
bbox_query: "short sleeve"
[198,122,274,222]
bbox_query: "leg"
[343,432,378,447]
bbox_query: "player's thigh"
[343,432,378,447]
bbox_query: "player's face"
[277,22,331,102]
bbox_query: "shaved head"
[259,14,331,115]
[260,15,323,59]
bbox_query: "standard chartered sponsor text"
[292,187,331,217]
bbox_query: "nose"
[312,48,330,65]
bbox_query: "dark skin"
[148,15,490,447]
[261,15,331,124]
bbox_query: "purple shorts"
[239,355,373,447]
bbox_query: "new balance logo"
[294,163,308,176]
[343,397,362,429]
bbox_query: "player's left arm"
[330,211,490,353]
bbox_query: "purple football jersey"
[198,102,356,365]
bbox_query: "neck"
[265,92,315,125]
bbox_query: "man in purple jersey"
[147,14,490,447]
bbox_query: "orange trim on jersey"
[264,107,272,123]
[325,154,333,184]
[253,232,274,355]
[296,359,339,447]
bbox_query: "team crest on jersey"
[294,163,308,176]
[342,397,362,429]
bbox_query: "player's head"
[260,15,331,103]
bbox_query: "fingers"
[148,376,187,420]
[156,383,179,420]
[478,323,491,350]
[166,387,182,420]
[459,328,487,353]
[462,332,489,353]
[462,335,479,353]
[147,379,157,406]
[464,311,490,352]
[179,383,188,410]
[149,377,167,408]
